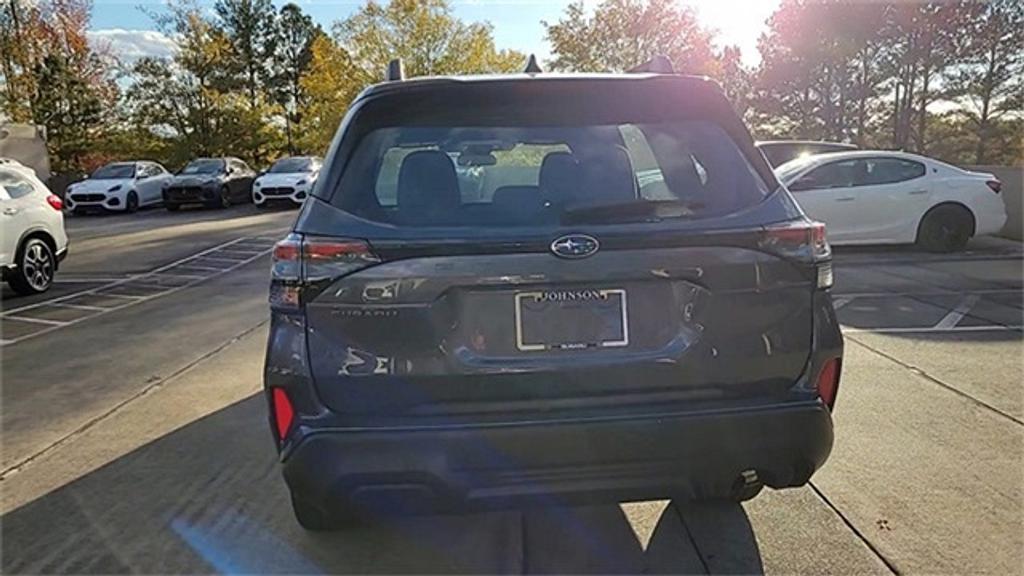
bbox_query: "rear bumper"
[281,401,833,514]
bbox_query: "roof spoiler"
[628,55,674,74]
[385,58,405,82]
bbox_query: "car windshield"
[91,164,135,180]
[269,157,315,173]
[334,121,769,227]
[180,159,224,175]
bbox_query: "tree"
[0,0,117,172]
[212,0,278,108]
[544,0,716,74]
[334,0,524,80]
[295,35,363,155]
[271,3,322,154]
[128,1,275,166]
[944,0,1024,164]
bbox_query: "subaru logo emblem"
[551,234,600,259]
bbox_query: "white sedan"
[776,151,1007,252]
[252,156,321,208]
[65,161,172,214]
[1,163,68,294]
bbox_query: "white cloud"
[87,29,178,64]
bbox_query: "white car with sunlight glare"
[65,161,172,214]
[252,156,321,208]
[776,151,1007,252]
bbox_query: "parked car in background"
[252,156,322,208]
[163,157,255,211]
[265,62,842,530]
[776,150,1006,252]
[64,161,172,214]
[756,140,858,168]
[0,163,68,294]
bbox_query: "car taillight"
[816,358,841,410]
[760,220,833,289]
[46,194,63,211]
[269,233,380,310]
[986,180,1002,194]
[272,387,294,440]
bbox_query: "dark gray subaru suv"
[264,64,843,530]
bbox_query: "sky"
[88,0,781,67]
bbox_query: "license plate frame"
[514,288,629,352]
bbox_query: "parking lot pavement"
[1,215,1021,574]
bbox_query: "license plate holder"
[514,289,628,352]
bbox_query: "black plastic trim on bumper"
[282,401,833,514]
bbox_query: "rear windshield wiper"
[561,199,704,224]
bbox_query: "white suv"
[0,165,68,294]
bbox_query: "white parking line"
[843,325,1022,335]
[1,237,252,317]
[934,294,981,330]
[833,288,1020,298]
[49,303,109,311]
[0,238,273,347]
[4,315,70,326]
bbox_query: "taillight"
[816,358,841,410]
[760,220,832,289]
[986,180,1002,194]
[272,387,294,440]
[269,233,380,310]
[46,194,63,211]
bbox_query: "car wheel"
[917,204,973,253]
[165,203,180,212]
[8,237,56,295]
[290,494,361,532]
[126,191,139,213]
[218,186,231,209]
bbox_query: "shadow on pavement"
[1,396,762,574]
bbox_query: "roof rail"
[628,55,674,74]
[524,54,542,74]
[385,58,405,82]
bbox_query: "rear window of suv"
[331,91,770,228]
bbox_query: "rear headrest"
[397,150,460,212]
[539,151,581,205]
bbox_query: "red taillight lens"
[46,194,63,211]
[986,180,1002,194]
[816,358,841,410]
[272,387,294,440]
[269,233,379,310]
[761,220,832,288]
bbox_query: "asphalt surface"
[1,205,1021,574]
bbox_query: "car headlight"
[295,179,306,186]
[204,178,219,185]
[254,179,262,188]
[108,184,122,192]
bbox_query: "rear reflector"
[46,194,63,211]
[272,387,295,440]
[816,358,841,410]
[986,180,1002,194]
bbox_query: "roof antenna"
[524,54,542,74]
[628,55,674,74]
[385,58,405,81]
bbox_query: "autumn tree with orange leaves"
[1,0,117,171]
